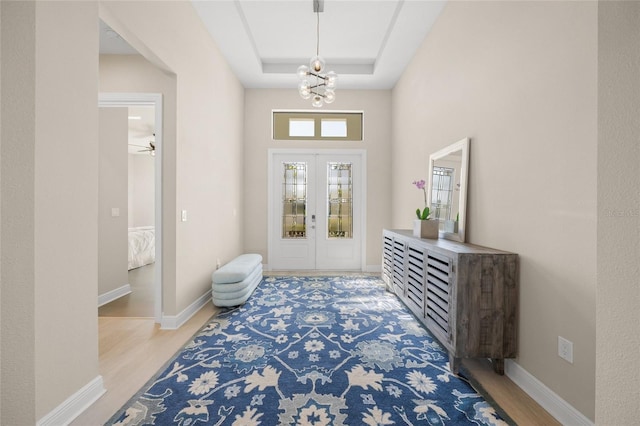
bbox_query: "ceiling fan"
[128,134,155,156]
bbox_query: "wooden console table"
[381,229,519,374]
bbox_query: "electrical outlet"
[216,258,221,270]
[558,336,573,364]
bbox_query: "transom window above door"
[273,111,363,141]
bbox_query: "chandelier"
[296,0,337,107]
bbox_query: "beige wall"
[34,2,101,420]
[0,1,3,418]
[130,154,155,227]
[1,1,101,422]
[100,1,245,314]
[596,1,640,424]
[1,0,244,422]
[128,155,134,226]
[243,89,392,270]
[98,107,129,296]
[392,1,597,421]
[1,2,37,422]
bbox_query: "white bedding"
[128,226,155,270]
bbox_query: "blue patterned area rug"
[108,276,512,425]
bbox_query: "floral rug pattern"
[109,276,510,425]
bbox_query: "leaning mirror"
[427,138,470,242]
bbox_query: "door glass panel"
[282,162,307,238]
[327,162,352,239]
[431,166,454,222]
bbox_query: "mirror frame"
[427,138,470,242]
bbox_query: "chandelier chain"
[297,0,337,107]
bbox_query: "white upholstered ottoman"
[211,254,262,307]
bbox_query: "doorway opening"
[98,93,163,323]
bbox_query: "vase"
[413,219,439,239]
[444,220,459,233]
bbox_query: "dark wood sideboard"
[381,229,519,375]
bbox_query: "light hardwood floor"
[98,264,155,318]
[461,359,560,426]
[74,291,559,425]
[71,303,218,426]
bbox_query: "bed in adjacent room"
[128,226,155,270]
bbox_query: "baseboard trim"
[97,284,131,307]
[264,264,382,273]
[505,360,594,426]
[36,375,105,426]
[364,264,382,273]
[161,289,212,330]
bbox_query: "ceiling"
[99,1,445,90]
[99,19,140,55]
[191,0,445,89]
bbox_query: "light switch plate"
[181,210,187,222]
[111,208,120,217]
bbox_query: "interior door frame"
[99,92,163,323]
[267,148,367,271]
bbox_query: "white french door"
[269,150,364,270]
